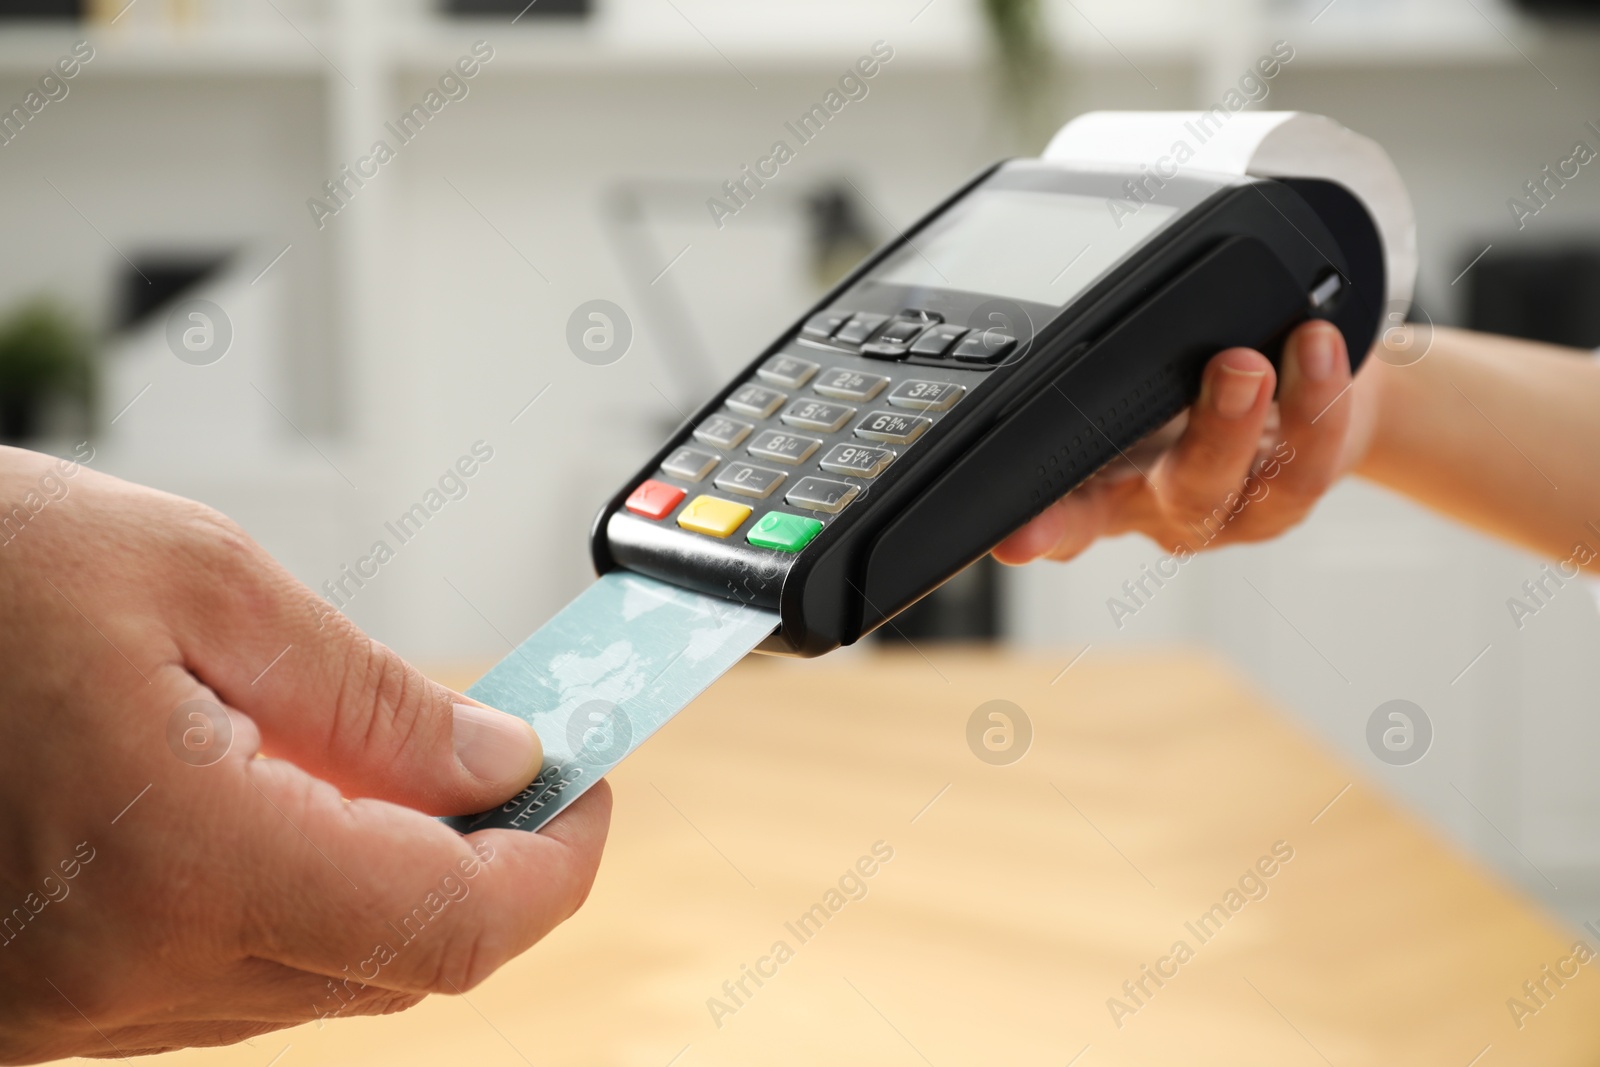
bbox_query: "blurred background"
[2,0,1600,934]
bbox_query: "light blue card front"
[442,571,778,834]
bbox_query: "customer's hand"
[0,447,609,1063]
[994,319,1377,564]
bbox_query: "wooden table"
[69,649,1600,1066]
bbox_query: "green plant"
[0,298,94,441]
[980,0,1058,145]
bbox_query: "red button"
[625,479,686,520]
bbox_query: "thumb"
[171,516,541,815]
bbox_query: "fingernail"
[1296,326,1336,382]
[1212,366,1266,419]
[452,702,542,787]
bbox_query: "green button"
[746,511,823,552]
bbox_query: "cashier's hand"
[995,319,1376,565]
[0,448,610,1063]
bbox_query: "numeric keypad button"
[818,443,895,478]
[757,355,819,389]
[854,410,931,445]
[693,414,754,449]
[713,462,787,499]
[886,379,965,412]
[748,429,822,466]
[726,383,787,419]
[660,446,719,482]
[780,399,856,433]
[813,368,889,402]
[785,476,861,515]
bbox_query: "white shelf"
[1272,5,1571,67]
[0,23,326,76]
[0,1,1574,82]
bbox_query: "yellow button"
[676,494,752,538]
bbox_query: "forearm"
[1355,326,1600,569]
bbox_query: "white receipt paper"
[1043,111,1417,311]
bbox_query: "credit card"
[442,571,778,834]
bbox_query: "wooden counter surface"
[68,649,1600,1066]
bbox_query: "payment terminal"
[592,111,1414,656]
